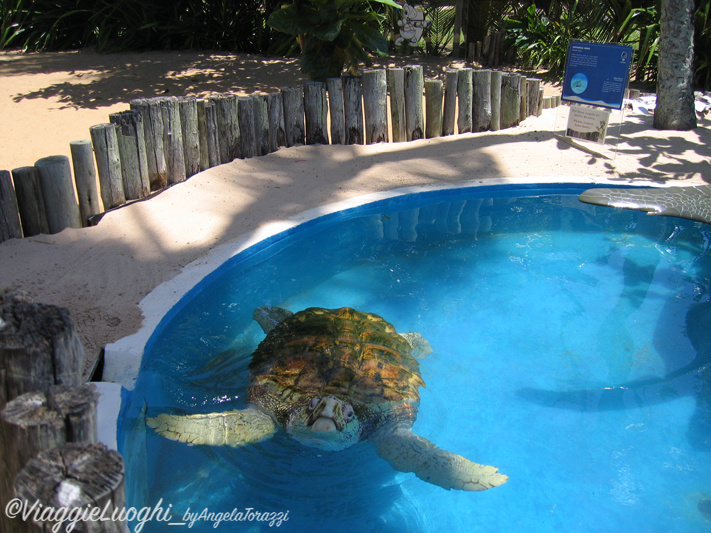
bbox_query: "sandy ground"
[1,50,709,378]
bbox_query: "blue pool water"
[119,184,711,532]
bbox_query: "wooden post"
[538,88,544,115]
[490,70,502,131]
[362,70,388,144]
[202,100,220,167]
[178,97,201,177]
[519,76,529,119]
[442,69,458,136]
[472,69,492,131]
[342,76,364,145]
[129,98,167,191]
[267,92,287,152]
[327,78,345,145]
[158,97,186,184]
[526,78,541,117]
[281,86,305,147]
[209,93,240,164]
[404,65,424,141]
[457,67,473,134]
[425,79,443,139]
[252,93,270,156]
[14,443,125,533]
[11,167,49,237]
[0,293,85,533]
[237,96,257,158]
[108,111,150,200]
[34,156,82,233]
[500,73,521,128]
[0,171,22,242]
[0,293,84,400]
[196,99,210,171]
[387,68,406,143]
[69,140,101,225]
[90,124,125,210]
[2,385,98,482]
[304,81,329,145]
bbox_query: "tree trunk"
[654,0,697,130]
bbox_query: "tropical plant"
[268,0,399,81]
[422,1,457,55]
[695,0,711,89]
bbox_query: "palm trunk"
[654,0,697,130]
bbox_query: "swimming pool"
[118,183,711,532]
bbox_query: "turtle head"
[288,395,361,451]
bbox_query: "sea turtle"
[147,306,508,491]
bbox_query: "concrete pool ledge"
[102,174,650,392]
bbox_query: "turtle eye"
[343,405,355,422]
[308,397,321,411]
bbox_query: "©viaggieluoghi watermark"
[5,497,290,531]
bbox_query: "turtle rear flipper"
[373,430,507,491]
[147,408,276,447]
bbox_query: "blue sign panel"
[562,41,633,109]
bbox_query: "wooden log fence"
[1,66,559,242]
[0,292,126,533]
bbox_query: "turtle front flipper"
[373,430,508,491]
[400,332,433,359]
[147,408,276,447]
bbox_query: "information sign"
[562,41,633,109]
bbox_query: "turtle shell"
[248,307,424,409]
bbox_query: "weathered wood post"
[158,97,186,184]
[327,78,345,145]
[500,73,521,129]
[342,76,364,145]
[281,86,305,147]
[425,79,443,139]
[0,293,85,533]
[196,99,211,171]
[457,68,473,134]
[14,443,125,533]
[69,140,101,224]
[472,69,492,131]
[237,96,257,158]
[442,69,458,136]
[404,65,424,141]
[304,81,329,145]
[362,70,388,144]
[178,96,201,177]
[209,93,241,164]
[109,111,150,200]
[35,156,82,233]
[202,100,221,167]
[129,98,167,191]
[11,167,49,237]
[518,76,527,119]
[490,70,503,131]
[252,93,270,156]
[267,92,287,152]
[0,171,22,242]
[90,124,125,210]
[526,78,541,117]
[387,68,406,142]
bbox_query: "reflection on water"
[119,186,711,532]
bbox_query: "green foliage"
[0,0,285,53]
[267,0,399,81]
[423,1,457,56]
[504,3,579,74]
[695,0,711,89]
[504,0,661,81]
